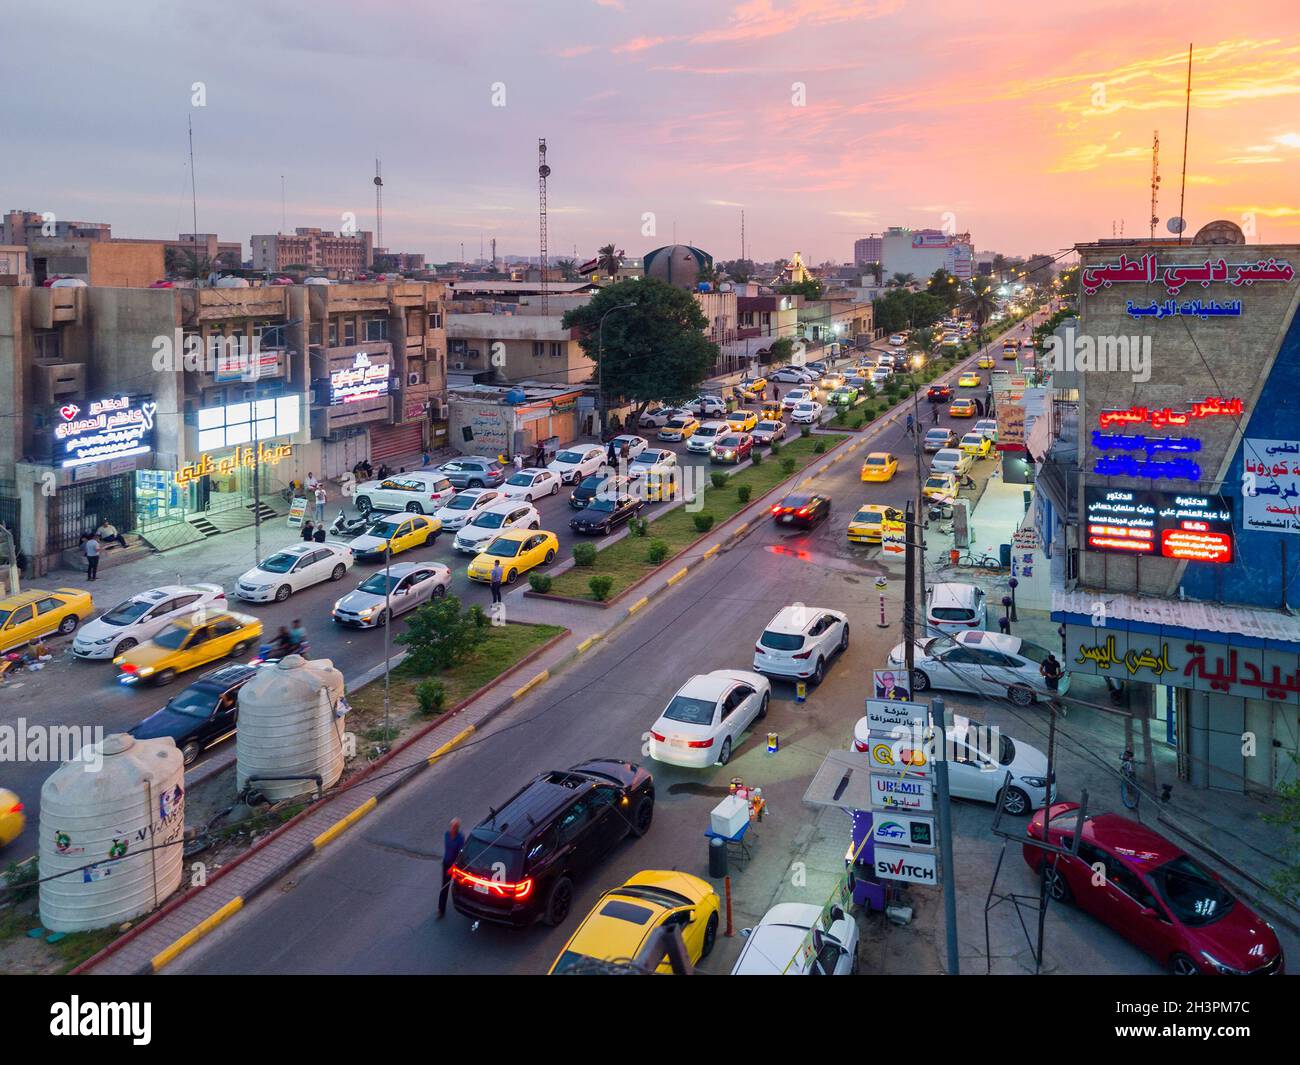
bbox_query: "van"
[925,582,987,636]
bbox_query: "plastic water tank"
[39,733,185,933]
[503,388,527,405]
[236,656,348,802]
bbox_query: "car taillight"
[451,867,534,899]
[792,649,812,660]
[650,730,666,742]
[8,801,23,814]
[754,643,765,655]
[796,507,811,517]
[686,738,715,749]
[770,505,784,514]
[967,619,980,626]
[853,739,869,753]
[121,663,137,673]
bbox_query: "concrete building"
[27,238,165,288]
[853,234,883,267]
[250,228,375,276]
[881,226,974,282]
[448,382,589,459]
[445,313,590,385]
[3,209,111,245]
[0,246,31,286]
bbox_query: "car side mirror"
[739,927,754,938]
[1139,906,1158,919]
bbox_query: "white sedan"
[433,488,501,531]
[235,542,353,603]
[499,468,562,501]
[771,367,815,384]
[609,434,649,460]
[889,334,906,346]
[780,388,815,410]
[647,670,771,768]
[548,446,608,485]
[73,583,227,659]
[930,448,974,477]
[887,629,1068,706]
[639,406,688,429]
[731,903,858,975]
[332,562,451,628]
[790,400,824,424]
[628,448,677,475]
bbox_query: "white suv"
[752,605,849,685]
[354,472,456,515]
[433,488,500,530]
[452,500,541,554]
[73,584,226,659]
[687,421,730,454]
[548,446,608,485]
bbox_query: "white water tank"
[39,733,185,933]
[236,656,348,801]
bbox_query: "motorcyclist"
[272,625,293,657]
[287,619,307,657]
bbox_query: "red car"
[1025,803,1283,975]
[927,384,952,403]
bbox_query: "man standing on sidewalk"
[437,817,465,918]
[313,484,327,524]
[83,533,101,581]
[490,560,504,605]
[1040,653,1064,710]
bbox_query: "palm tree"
[961,278,1000,345]
[888,272,915,289]
[554,257,578,281]
[596,244,622,278]
[167,246,215,281]
[908,326,938,369]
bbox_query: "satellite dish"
[1167,217,1186,234]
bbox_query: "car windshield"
[365,519,401,537]
[696,427,720,437]
[854,509,880,523]
[152,623,191,650]
[485,539,523,558]
[926,431,948,441]
[556,451,584,463]
[506,474,533,486]
[795,404,815,411]
[471,511,508,529]
[1012,641,1050,664]
[587,498,617,512]
[760,631,804,651]
[718,437,742,447]
[758,422,781,432]
[258,553,298,573]
[931,607,973,621]
[666,418,689,428]
[926,477,950,489]
[101,598,155,626]
[165,688,220,719]
[444,494,477,510]
[866,456,887,466]
[662,695,716,725]
[358,573,400,595]
[1150,855,1235,927]
[0,609,10,627]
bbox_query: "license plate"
[474,882,489,894]
[670,737,689,748]
[781,515,794,523]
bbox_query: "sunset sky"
[5,1,1299,264]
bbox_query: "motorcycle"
[328,511,368,537]
[253,640,310,665]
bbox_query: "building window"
[343,319,356,345]
[550,342,563,358]
[328,319,338,346]
[310,322,323,347]
[533,341,545,358]
[33,331,62,360]
[430,311,442,329]
[364,318,388,342]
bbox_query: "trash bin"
[709,835,728,878]
[949,548,960,566]
[999,543,1012,569]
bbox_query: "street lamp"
[596,302,635,439]
[251,317,302,566]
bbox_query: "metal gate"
[47,472,136,553]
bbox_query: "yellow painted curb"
[512,669,549,700]
[314,795,378,849]
[151,896,243,972]
[733,522,749,536]
[427,725,475,764]
[666,567,689,586]
[577,634,602,653]
[627,596,649,615]
[703,544,720,559]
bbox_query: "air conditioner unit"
[453,361,466,371]
[408,372,421,386]
[431,400,449,420]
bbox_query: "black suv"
[451,758,655,927]
[128,663,258,766]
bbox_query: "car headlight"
[357,607,374,618]
[333,599,344,611]
[1020,776,1048,788]
[1199,951,1240,975]
[139,667,155,677]
[94,634,117,645]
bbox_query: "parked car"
[466,529,558,584]
[687,421,729,454]
[752,605,849,685]
[771,492,832,528]
[931,447,974,477]
[923,427,957,453]
[128,663,256,766]
[887,629,1067,706]
[115,609,262,686]
[922,472,959,502]
[332,561,451,628]
[1024,804,1284,975]
[499,468,562,501]
[0,587,93,655]
[657,415,699,442]
[433,488,500,530]
[648,670,771,767]
[236,542,353,601]
[450,759,655,927]
[790,400,823,424]
[960,431,994,458]
[74,583,225,659]
[847,503,904,545]
[453,501,541,554]
[731,902,858,975]
[548,446,608,485]
[571,473,632,509]
[974,418,998,442]
[353,471,456,515]
[549,871,720,974]
[348,513,440,562]
[711,433,753,464]
[437,458,507,490]
[751,419,787,446]
[926,582,988,635]
[569,495,644,536]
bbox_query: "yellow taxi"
[977,354,995,369]
[114,609,262,685]
[0,587,94,655]
[739,377,768,399]
[948,398,976,418]
[656,414,699,442]
[860,452,898,483]
[1002,343,1018,360]
[759,401,784,422]
[957,372,982,388]
[0,788,24,849]
[638,467,679,502]
[848,504,905,544]
[348,512,440,562]
[467,529,559,584]
[960,431,994,459]
[548,870,721,974]
[922,472,960,501]
[725,409,759,433]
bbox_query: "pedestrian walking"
[437,817,465,917]
[773,384,780,403]
[313,484,327,523]
[905,411,915,436]
[301,519,315,542]
[1040,653,1064,707]
[513,453,523,474]
[490,559,503,605]
[931,404,941,426]
[83,533,100,581]
[607,440,618,467]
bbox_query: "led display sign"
[1084,487,1233,563]
[54,397,157,469]
[330,352,390,405]
[197,396,300,453]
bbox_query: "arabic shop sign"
[174,442,293,486]
[1081,254,1295,297]
[996,404,1025,451]
[329,352,390,405]
[1066,625,1300,706]
[1091,397,1243,485]
[1084,487,1234,563]
[54,397,157,469]
[1242,439,1300,536]
[1126,298,1242,321]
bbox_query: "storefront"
[448,386,587,459]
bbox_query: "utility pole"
[931,695,960,975]
[903,498,916,681]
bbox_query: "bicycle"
[1119,748,1139,810]
[956,550,1002,570]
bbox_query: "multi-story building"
[250,227,375,276]
[2,209,111,245]
[373,249,426,273]
[1040,231,1300,795]
[0,245,31,286]
[881,226,974,281]
[853,234,883,267]
[445,312,591,385]
[111,233,244,272]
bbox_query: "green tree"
[778,277,823,300]
[554,257,578,281]
[872,289,913,333]
[927,268,961,310]
[563,278,717,428]
[866,260,883,285]
[766,336,795,366]
[394,595,488,674]
[167,246,215,281]
[888,272,915,289]
[1263,754,1300,899]
[961,276,1000,345]
[721,258,755,283]
[596,243,622,278]
[908,326,939,370]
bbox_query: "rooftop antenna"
[373,158,384,249]
[280,174,286,234]
[491,237,497,271]
[1177,44,1193,245]
[1149,131,1161,240]
[741,208,746,262]
[187,115,198,255]
[538,138,550,313]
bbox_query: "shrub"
[415,679,446,716]
[711,472,728,489]
[852,415,865,429]
[395,596,488,674]
[737,485,752,503]
[573,542,598,567]
[693,513,715,533]
[800,425,812,438]
[750,450,763,465]
[814,441,827,454]
[780,457,796,474]
[528,573,552,594]
[769,440,782,454]
[631,517,649,537]
[647,539,669,563]
[589,575,614,601]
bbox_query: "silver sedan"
[332,561,451,628]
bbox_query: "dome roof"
[644,244,712,289]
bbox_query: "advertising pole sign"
[54,397,157,469]
[873,845,939,885]
[329,352,391,405]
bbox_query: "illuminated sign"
[197,396,300,453]
[1126,298,1242,320]
[996,404,1025,451]
[1242,439,1300,535]
[330,352,390,405]
[1085,487,1233,561]
[55,396,156,469]
[1080,254,1295,296]
[174,442,293,486]
[1096,396,1242,430]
